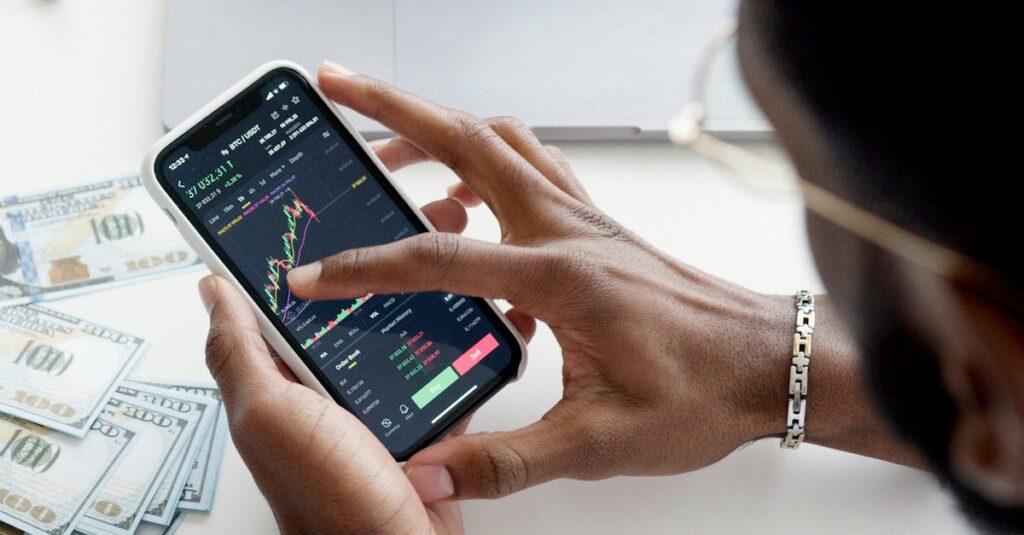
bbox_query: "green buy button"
[412,367,459,409]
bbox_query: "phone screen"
[154,67,522,458]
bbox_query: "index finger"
[317,62,553,217]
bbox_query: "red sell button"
[452,333,499,375]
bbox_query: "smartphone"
[142,61,526,460]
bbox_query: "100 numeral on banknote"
[0,305,146,437]
[0,175,200,305]
[0,416,135,535]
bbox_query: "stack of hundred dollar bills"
[0,177,227,535]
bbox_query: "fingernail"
[198,276,218,314]
[320,60,356,77]
[287,262,322,289]
[406,465,454,503]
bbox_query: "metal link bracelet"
[782,290,815,449]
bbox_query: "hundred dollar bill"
[0,305,145,437]
[133,511,184,535]
[134,380,226,512]
[0,415,134,535]
[113,383,213,526]
[76,395,198,535]
[0,175,200,306]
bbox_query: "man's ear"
[942,289,1024,506]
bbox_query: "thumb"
[404,416,585,502]
[198,275,284,407]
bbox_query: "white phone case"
[141,60,527,411]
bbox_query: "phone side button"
[162,207,178,225]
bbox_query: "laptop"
[163,0,768,139]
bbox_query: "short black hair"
[751,3,1017,283]
[747,2,1024,532]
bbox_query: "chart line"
[280,188,318,316]
[263,189,318,316]
[314,181,357,215]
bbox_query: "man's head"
[736,2,1024,531]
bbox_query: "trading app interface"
[159,71,518,454]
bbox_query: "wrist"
[727,293,799,444]
[708,290,925,465]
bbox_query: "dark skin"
[195,5,1023,533]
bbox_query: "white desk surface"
[0,2,972,533]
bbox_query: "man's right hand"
[285,61,806,504]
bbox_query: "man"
[198,2,1023,532]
